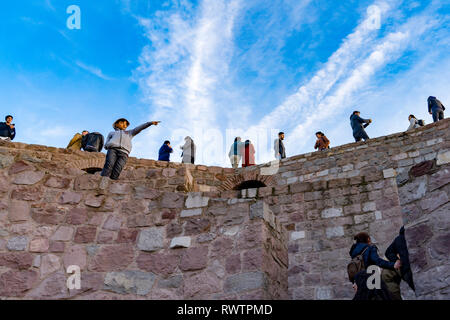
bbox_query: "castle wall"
[0,118,449,300]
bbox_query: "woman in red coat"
[241,140,255,167]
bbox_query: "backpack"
[82,132,104,152]
[417,119,425,126]
[347,246,369,283]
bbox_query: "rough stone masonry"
[0,118,449,299]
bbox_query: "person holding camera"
[350,111,372,142]
[0,115,16,141]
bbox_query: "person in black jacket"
[350,111,372,142]
[428,96,445,122]
[381,226,415,300]
[81,132,104,152]
[0,115,16,141]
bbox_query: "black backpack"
[82,132,104,152]
[417,119,425,126]
[347,246,369,283]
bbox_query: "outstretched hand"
[151,121,160,125]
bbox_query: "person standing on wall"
[428,96,445,122]
[180,136,196,164]
[0,115,16,141]
[101,118,159,180]
[350,111,372,142]
[67,130,89,150]
[158,140,173,162]
[241,139,255,167]
[228,137,243,169]
[314,131,330,151]
[274,132,286,160]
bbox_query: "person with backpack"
[381,226,415,300]
[180,136,196,164]
[67,130,89,150]
[428,96,445,122]
[158,140,173,162]
[241,139,256,167]
[350,111,372,142]
[407,115,424,131]
[101,118,159,180]
[348,232,401,299]
[0,115,16,141]
[314,131,330,151]
[81,131,104,152]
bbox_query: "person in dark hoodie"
[101,118,159,180]
[428,96,445,122]
[349,232,401,300]
[350,111,372,142]
[0,115,16,141]
[158,140,173,162]
[381,226,415,300]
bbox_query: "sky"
[0,0,449,166]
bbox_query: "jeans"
[101,148,128,180]
[432,109,444,122]
[354,130,369,142]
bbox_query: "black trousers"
[354,130,369,142]
[432,109,444,122]
[101,148,128,180]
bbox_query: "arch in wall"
[69,158,106,173]
[219,169,275,191]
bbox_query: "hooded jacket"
[104,121,154,155]
[428,96,445,113]
[350,114,370,136]
[349,242,395,270]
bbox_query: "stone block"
[326,226,344,238]
[29,238,49,253]
[104,271,156,296]
[179,246,208,271]
[321,207,343,218]
[74,226,97,243]
[0,270,38,297]
[185,193,209,208]
[40,254,61,278]
[66,208,88,225]
[224,272,266,293]
[137,227,164,252]
[290,231,305,241]
[170,236,191,248]
[7,236,28,251]
[437,150,450,165]
[13,171,45,185]
[51,226,74,241]
[137,251,180,276]
[8,200,30,222]
[0,252,33,269]
[180,208,202,218]
[158,275,183,289]
[59,191,82,204]
[362,201,376,212]
[89,245,134,272]
[383,168,396,178]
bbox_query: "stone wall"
[0,118,449,300]
[0,168,287,299]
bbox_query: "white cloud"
[75,61,113,81]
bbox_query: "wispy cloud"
[75,61,113,80]
[132,0,241,163]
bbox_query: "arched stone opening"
[83,167,103,175]
[234,180,266,190]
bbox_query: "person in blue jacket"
[349,232,401,271]
[0,115,16,141]
[350,111,372,142]
[158,140,173,162]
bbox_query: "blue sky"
[1,0,449,166]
